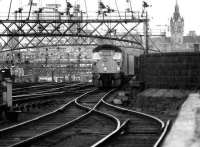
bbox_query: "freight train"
[92,44,136,88]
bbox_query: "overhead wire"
[149,38,161,52]
[148,28,161,52]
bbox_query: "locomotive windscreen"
[93,44,122,52]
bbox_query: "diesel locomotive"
[92,44,136,87]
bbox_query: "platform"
[163,93,200,147]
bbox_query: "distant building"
[170,2,184,51]
[150,2,200,52]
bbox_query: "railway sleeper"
[15,100,55,112]
[4,99,59,122]
[119,123,161,135]
[128,130,161,135]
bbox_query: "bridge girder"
[0,17,146,52]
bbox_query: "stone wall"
[135,52,200,89]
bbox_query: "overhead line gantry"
[0,0,152,53]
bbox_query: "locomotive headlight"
[103,67,108,72]
[113,52,122,60]
[92,52,101,61]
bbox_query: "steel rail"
[89,90,165,147]
[12,86,95,111]
[13,82,57,91]
[75,89,120,128]
[12,85,94,105]
[0,89,96,134]
[13,82,83,95]
[153,120,171,147]
[13,89,89,102]
[102,96,165,128]
[10,89,119,147]
[13,83,84,97]
[91,119,130,147]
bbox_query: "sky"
[0,0,199,35]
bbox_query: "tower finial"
[174,0,180,20]
[175,0,179,11]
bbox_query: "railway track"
[77,90,109,108]
[0,102,88,147]
[13,82,85,96]
[74,89,167,147]
[0,89,118,147]
[0,88,169,147]
[13,82,52,89]
[91,91,167,147]
[13,83,94,105]
[13,82,65,95]
[29,111,117,147]
[18,89,118,147]
[76,89,167,147]
[0,85,95,130]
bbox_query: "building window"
[194,44,199,52]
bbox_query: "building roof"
[151,36,171,43]
[183,36,200,43]
[151,35,200,44]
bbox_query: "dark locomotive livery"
[92,44,135,87]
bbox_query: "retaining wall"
[135,52,200,89]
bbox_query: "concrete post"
[2,80,7,106]
[52,70,55,82]
[5,78,12,108]
[2,78,12,109]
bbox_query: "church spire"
[174,0,180,21]
[175,0,179,13]
[170,0,184,51]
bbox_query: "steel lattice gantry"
[0,13,148,52]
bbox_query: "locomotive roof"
[93,44,122,52]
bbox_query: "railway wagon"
[92,44,135,88]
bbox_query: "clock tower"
[170,1,184,51]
